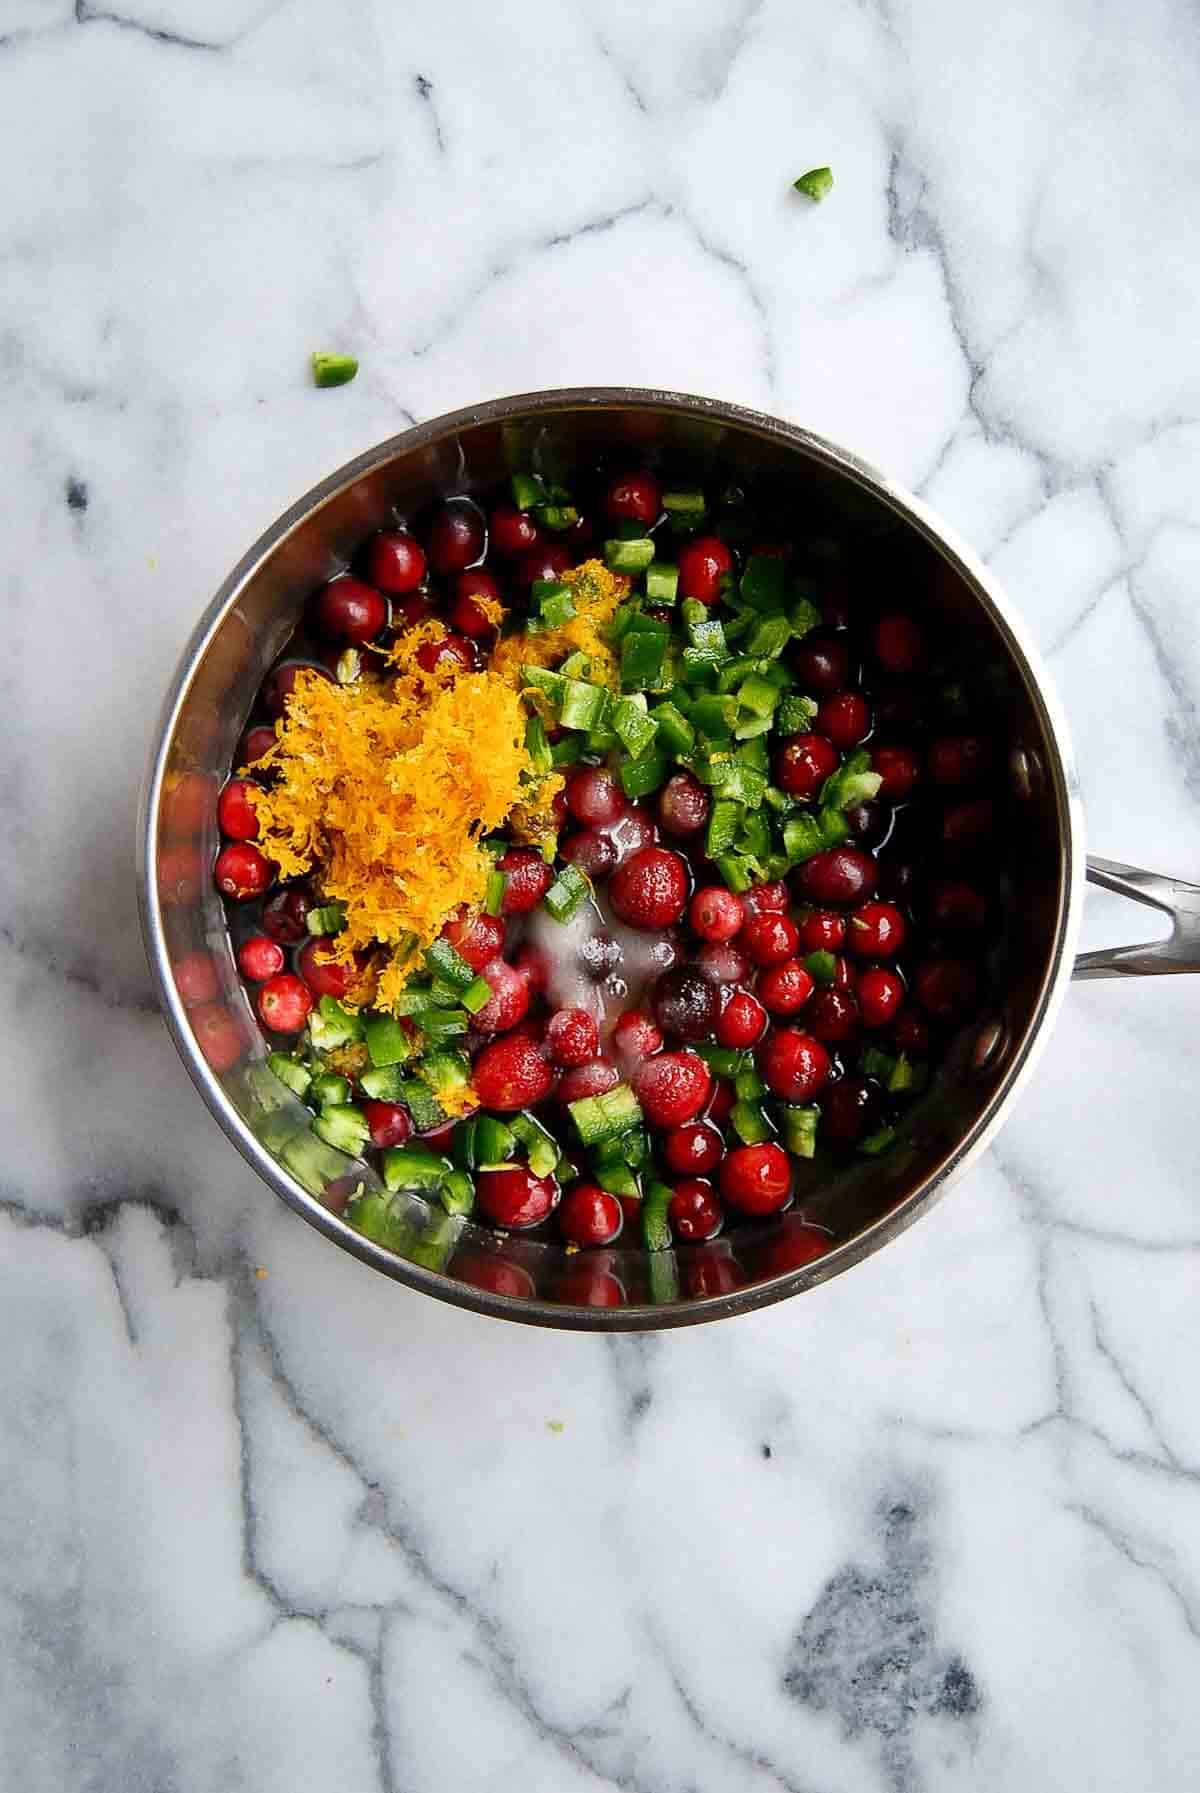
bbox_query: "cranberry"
[795,846,878,907]
[391,592,433,631]
[793,631,851,692]
[442,906,505,972]
[257,973,312,1034]
[472,1036,554,1110]
[805,987,861,1044]
[893,1010,931,1055]
[817,691,872,750]
[873,612,923,674]
[696,940,750,986]
[844,801,890,849]
[689,885,744,943]
[872,744,920,803]
[716,989,768,1048]
[174,951,219,1008]
[297,939,357,1000]
[942,798,995,853]
[499,848,555,914]
[237,935,284,982]
[476,1165,558,1230]
[848,901,906,959]
[559,831,616,879]
[914,958,979,1022]
[758,960,815,1016]
[741,881,789,918]
[677,534,733,605]
[706,1078,736,1127]
[857,966,905,1028]
[774,733,839,800]
[515,543,571,590]
[929,735,992,787]
[613,1009,663,1065]
[214,842,273,902]
[366,529,426,594]
[261,660,333,721]
[313,575,387,645]
[669,1179,723,1242]
[565,766,625,827]
[556,1263,626,1306]
[632,1050,711,1127]
[821,1076,883,1146]
[928,879,987,932]
[663,1121,724,1177]
[455,1253,537,1299]
[473,958,531,1034]
[796,909,846,953]
[610,847,689,930]
[217,779,260,842]
[830,953,855,990]
[739,913,798,967]
[546,1008,600,1067]
[558,1183,623,1247]
[428,500,484,574]
[652,965,720,1042]
[604,471,661,525]
[606,806,657,863]
[364,1101,412,1150]
[658,771,709,836]
[556,1058,620,1103]
[238,725,277,769]
[262,885,313,944]
[415,632,479,676]
[759,1028,831,1102]
[489,504,540,557]
[191,1003,245,1073]
[578,930,621,981]
[449,569,502,638]
[720,1143,791,1217]
[511,942,548,994]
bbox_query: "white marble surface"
[4,2,1200,1787]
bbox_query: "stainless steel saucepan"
[137,389,1200,1330]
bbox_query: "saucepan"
[137,389,1200,1330]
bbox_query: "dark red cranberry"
[844,802,890,850]
[262,885,313,945]
[669,1179,723,1242]
[606,806,658,863]
[610,847,689,930]
[872,744,920,803]
[760,1028,831,1101]
[816,691,871,750]
[489,504,540,557]
[821,1076,883,1146]
[237,935,284,982]
[805,987,860,1044]
[696,941,751,986]
[364,1101,412,1150]
[442,906,506,972]
[857,966,905,1028]
[873,612,923,674]
[604,471,660,525]
[428,500,485,574]
[942,799,995,853]
[261,660,333,721]
[914,958,979,1021]
[740,913,800,967]
[515,543,571,589]
[793,630,851,692]
[774,733,839,800]
[689,885,744,942]
[928,735,992,787]
[796,908,846,953]
[415,632,479,676]
[893,1010,931,1055]
[214,842,273,902]
[297,939,360,1000]
[558,1183,623,1247]
[174,951,219,1007]
[556,1262,626,1306]
[652,965,719,1043]
[677,535,733,605]
[928,879,988,932]
[472,1036,555,1110]
[365,529,426,593]
[565,766,625,827]
[217,778,260,842]
[476,1165,559,1229]
[561,830,617,879]
[449,569,502,638]
[313,575,387,645]
[632,1051,711,1127]
[238,725,277,769]
[191,1003,245,1072]
[546,1007,600,1067]
[758,960,814,1016]
[498,848,554,915]
[391,592,433,631]
[658,771,709,836]
[716,989,767,1048]
[848,901,906,959]
[830,953,855,990]
[564,513,595,552]
[556,1058,620,1104]
[741,881,788,918]
[706,1079,736,1127]
[473,958,531,1034]
[612,1009,663,1065]
[795,846,878,907]
[256,973,312,1034]
[720,1143,791,1217]
[455,1252,537,1299]
[577,929,621,981]
[664,1120,724,1176]
[511,941,548,994]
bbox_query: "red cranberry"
[873,612,923,673]
[606,806,657,863]
[821,1076,883,1146]
[561,830,617,879]
[793,631,850,692]
[391,592,433,631]
[775,733,839,800]
[716,989,767,1048]
[450,569,502,638]
[632,1050,711,1127]
[689,885,744,942]
[929,879,988,932]
[476,1165,559,1229]
[455,1253,537,1299]
[928,735,992,787]
[262,885,312,945]
[857,966,905,1028]
[805,988,860,1044]
[565,766,625,827]
[473,958,531,1034]
[610,847,689,930]
[214,842,273,902]
[297,939,361,1000]
[604,471,661,525]
[364,1101,412,1150]
[942,799,995,852]
[489,504,540,557]
[706,1078,736,1127]
[664,1120,724,1176]
[511,942,548,994]
[546,1008,600,1067]
[658,771,709,836]
[472,1036,554,1110]
[556,1058,620,1104]
[558,1183,623,1247]
[257,973,312,1034]
[237,935,284,982]
[844,801,890,848]
[872,744,920,803]
[415,632,479,676]
[830,953,855,990]
[816,691,872,750]
[795,846,878,907]
[261,660,333,721]
[893,1009,931,1055]
[758,960,814,1016]
[428,500,484,574]
[556,1262,626,1306]
[848,901,906,959]
[313,575,387,645]
[677,535,733,605]
[515,543,571,589]
[696,941,750,986]
[741,881,789,918]
[217,778,260,842]
[740,913,799,967]
[652,965,720,1042]
[442,906,506,972]
[720,1143,791,1217]
[760,1028,831,1101]
[499,848,554,915]
[914,958,979,1021]
[669,1179,723,1242]
[796,909,846,953]
[174,951,219,1007]
[613,1010,663,1065]
[366,529,426,593]
[578,929,621,982]
[191,1003,245,1072]
[238,725,276,769]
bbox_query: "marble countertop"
[6,2,1200,1788]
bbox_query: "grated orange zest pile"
[490,559,628,696]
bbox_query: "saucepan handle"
[1074,857,1200,979]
